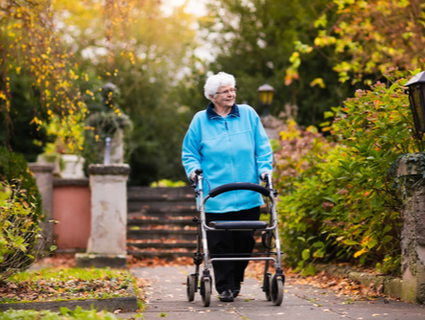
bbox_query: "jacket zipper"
[224,120,238,207]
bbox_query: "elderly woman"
[182,72,273,302]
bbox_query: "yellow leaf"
[354,248,368,258]
[310,78,326,89]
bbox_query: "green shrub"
[0,147,44,278]
[150,179,187,187]
[274,123,339,274]
[0,182,43,281]
[0,185,12,260]
[275,70,416,275]
[273,120,336,194]
[0,146,42,218]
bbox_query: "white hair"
[204,72,236,101]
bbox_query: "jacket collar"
[207,102,240,119]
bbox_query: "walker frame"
[186,170,285,307]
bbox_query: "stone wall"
[398,155,425,304]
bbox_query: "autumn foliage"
[287,0,425,85]
[0,0,88,152]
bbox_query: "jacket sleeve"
[182,115,202,181]
[252,111,273,177]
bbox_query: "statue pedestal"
[76,164,130,268]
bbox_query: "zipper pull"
[225,122,228,130]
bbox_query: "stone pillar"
[28,163,54,247]
[260,115,281,140]
[75,164,130,268]
[397,154,425,304]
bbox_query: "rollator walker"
[186,169,285,307]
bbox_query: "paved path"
[120,266,424,320]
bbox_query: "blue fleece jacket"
[182,103,273,213]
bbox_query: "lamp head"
[405,71,425,139]
[257,83,275,116]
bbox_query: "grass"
[10,267,132,283]
[0,307,122,320]
[0,267,142,305]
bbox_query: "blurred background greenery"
[1,0,422,185]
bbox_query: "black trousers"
[205,206,261,294]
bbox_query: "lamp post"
[405,71,425,140]
[257,83,275,116]
[398,71,425,304]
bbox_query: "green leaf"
[302,264,316,276]
[0,186,12,201]
[366,238,378,249]
[343,239,359,246]
[323,197,337,204]
[382,235,392,243]
[313,249,325,258]
[60,307,70,316]
[313,241,325,248]
[314,14,328,28]
[302,249,310,261]
[383,225,392,234]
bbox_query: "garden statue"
[84,82,132,165]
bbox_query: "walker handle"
[191,169,203,189]
[208,182,270,198]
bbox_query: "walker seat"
[209,220,267,230]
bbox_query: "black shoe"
[232,284,241,298]
[219,289,234,302]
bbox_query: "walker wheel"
[270,274,283,306]
[201,277,211,307]
[186,275,196,302]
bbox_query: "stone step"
[128,248,193,259]
[126,186,271,260]
[128,186,195,201]
[127,202,196,214]
[127,229,265,243]
[127,229,197,241]
[127,203,197,214]
[127,186,197,214]
[128,241,265,249]
[128,214,197,223]
[127,242,197,249]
